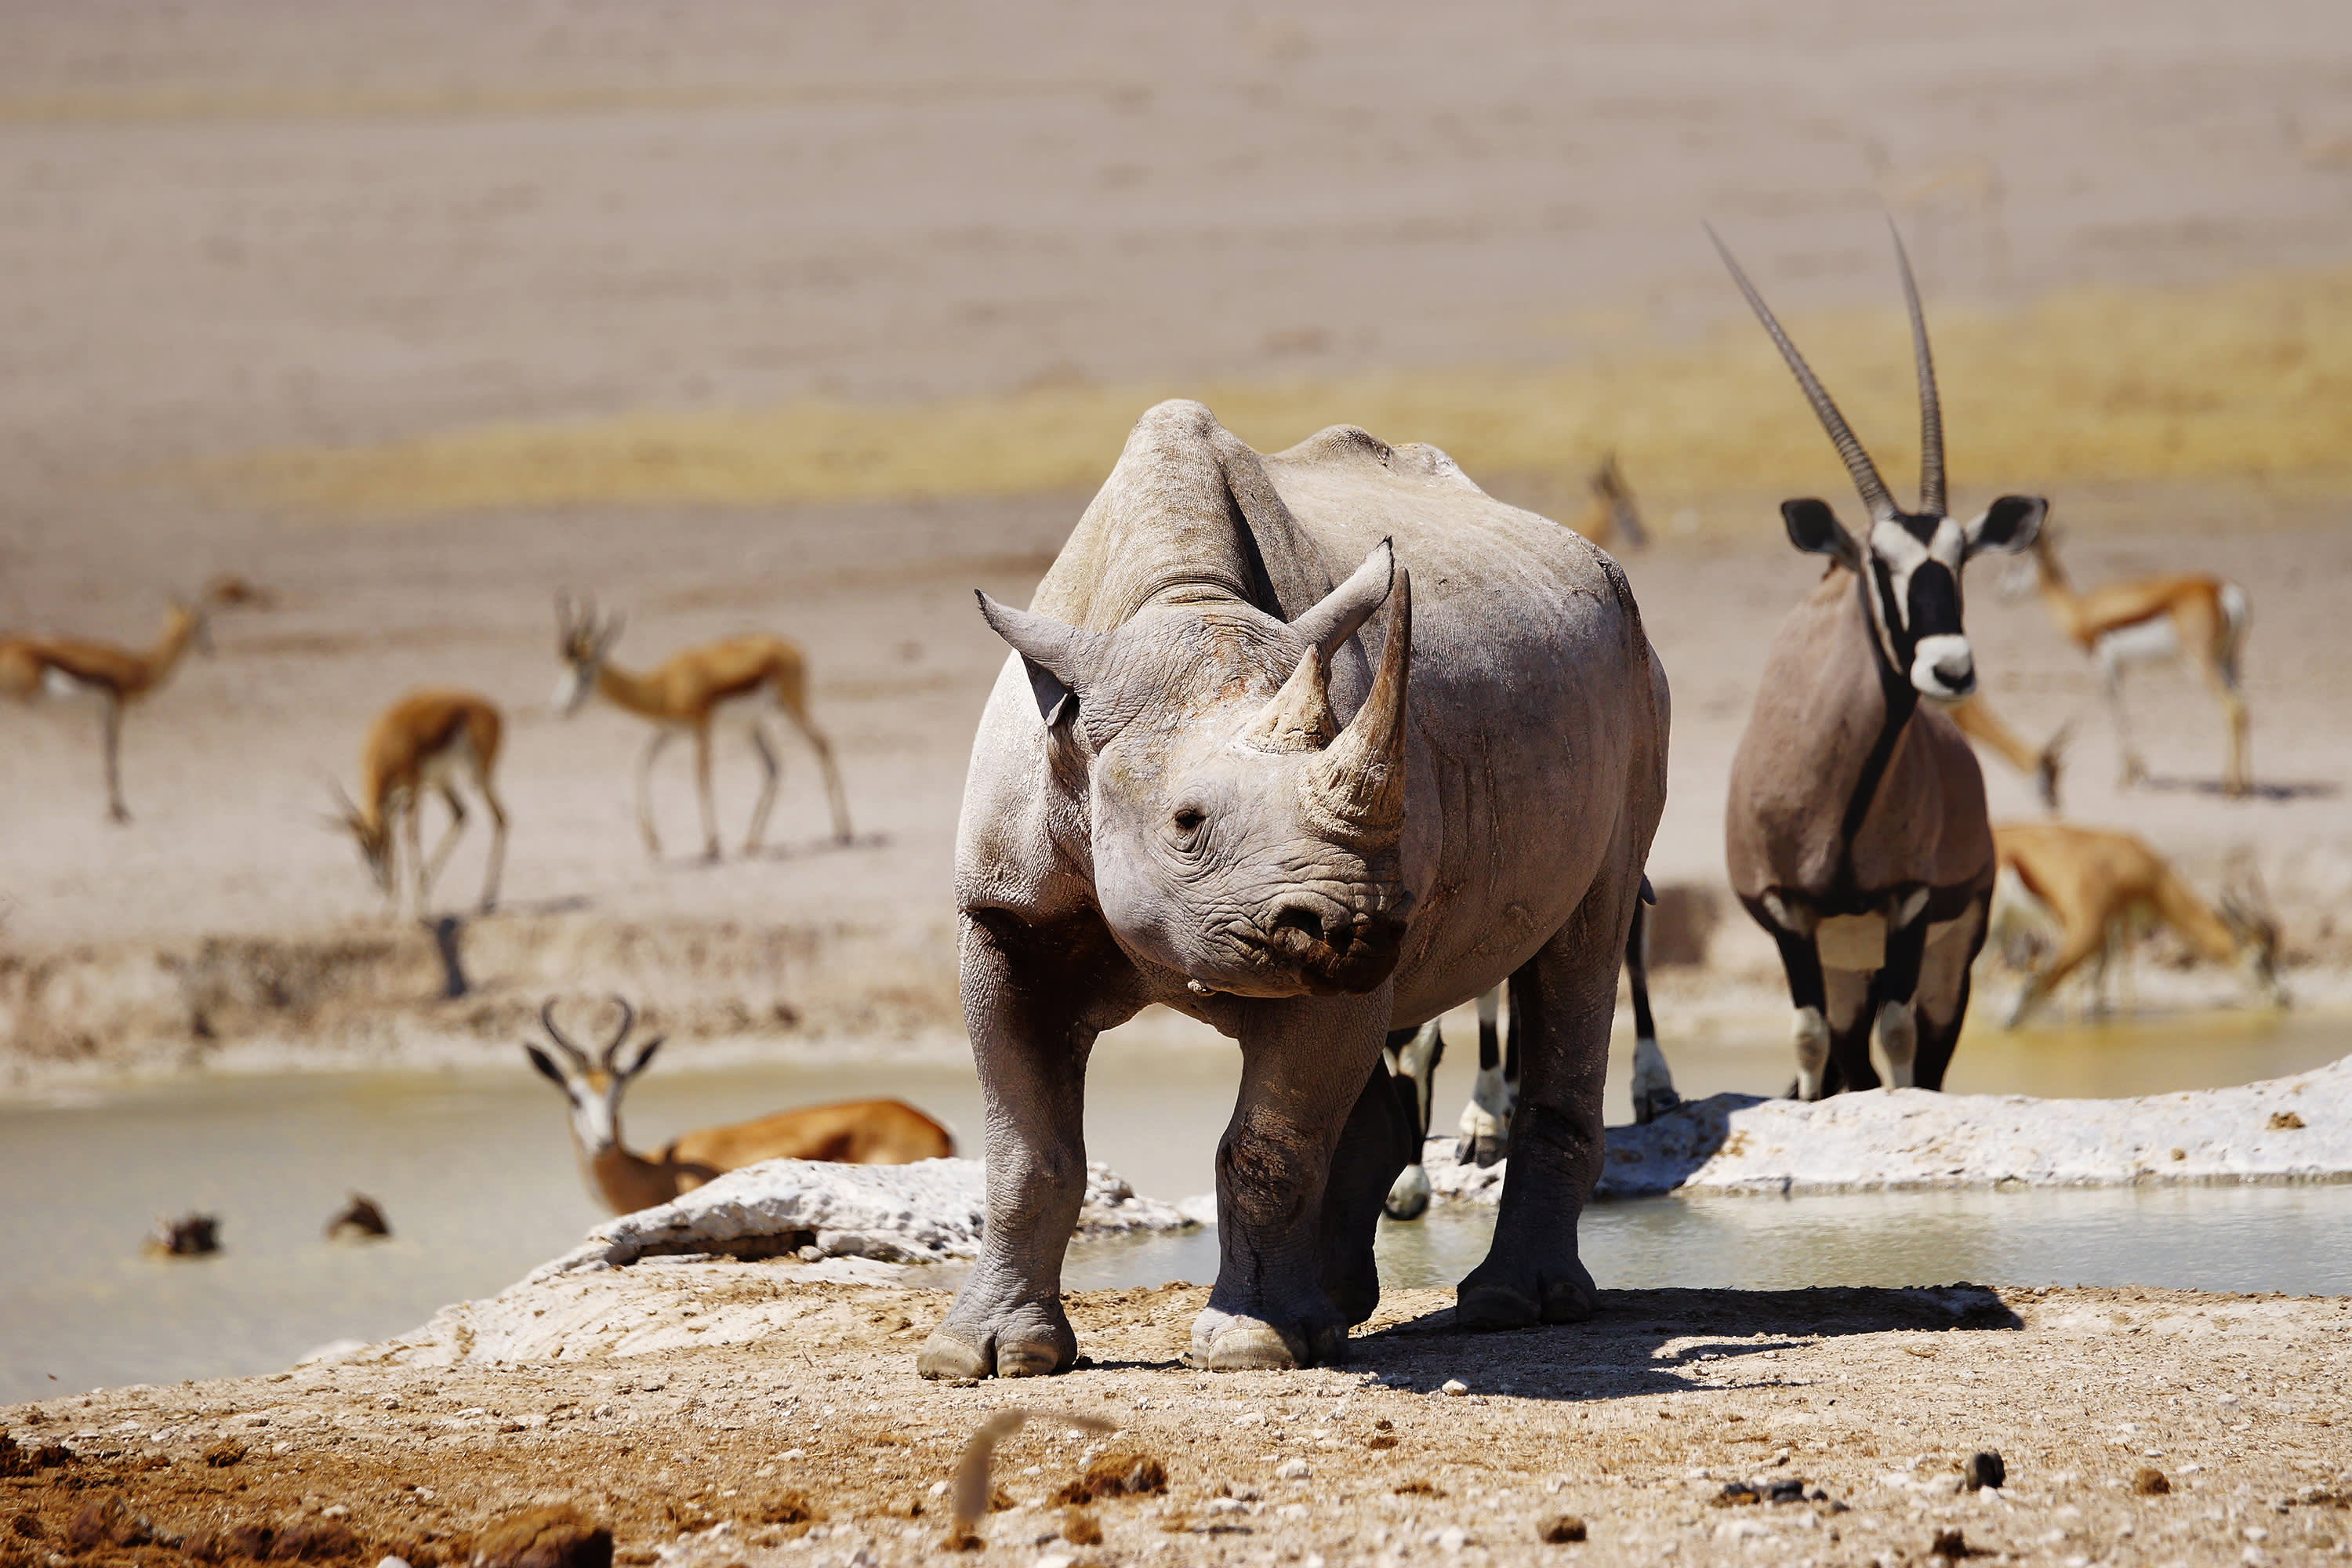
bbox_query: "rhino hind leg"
[1320,1054,1421,1326]
[1454,862,1639,1331]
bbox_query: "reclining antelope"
[1991,821,2284,1025]
[524,996,956,1214]
[2020,527,2252,795]
[328,688,510,916]
[1715,223,2043,1099]
[554,593,852,862]
[0,597,212,823]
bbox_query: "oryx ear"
[1780,499,1863,568]
[1965,495,2047,556]
[524,1044,568,1087]
[975,592,1108,728]
[1287,539,1394,663]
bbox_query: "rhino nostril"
[1272,903,1329,949]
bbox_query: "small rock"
[320,1506,350,1521]
[1276,1458,1311,1481]
[1439,1380,1469,1397]
[1436,1525,1468,1552]
[2133,1468,2171,1496]
[202,1439,247,1468]
[1964,1451,2006,1491]
[377,1558,414,1568]
[1033,1555,1074,1568]
[1765,1478,1806,1504]
[1232,1410,1265,1426]
[1930,1526,1969,1559]
[1712,1482,1760,1508]
[2267,1111,2305,1131]
[1537,1514,1587,1544]
[473,1505,612,1568]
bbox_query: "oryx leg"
[1381,1018,1444,1221]
[1766,924,1832,1101]
[1867,915,1931,1089]
[741,720,782,857]
[1456,855,1642,1330]
[1817,967,1875,1097]
[1456,987,1514,1167]
[691,724,722,862]
[918,912,1119,1380]
[1192,989,1392,1369]
[100,696,130,824]
[417,785,470,913]
[1911,898,1987,1091]
[634,728,675,859]
[1626,896,1679,1123]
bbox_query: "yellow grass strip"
[218,267,2352,520]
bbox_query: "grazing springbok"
[554,594,852,862]
[1572,452,1648,551]
[1948,694,2067,811]
[2021,528,2252,796]
[1991,821,2284,1025]
[1715,224,2044,1100]
[328,688,510,916]
[1380,891,1675,1220]
[0,599,211,823]
[524,996,955,1215]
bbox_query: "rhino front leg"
[1456,860,1640,1330]
[917,911,1107,1380]
[1193,992,1391,1371]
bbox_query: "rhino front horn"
[1309,565,1411,840]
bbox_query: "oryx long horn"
[1310,566,1411,838]
[1889,220,1946,517]
[598,993,638,1071]
[538,998,593,1071]
[1708,224,1898,523]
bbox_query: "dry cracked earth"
[5,1276,2350,1568]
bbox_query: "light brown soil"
[6,1278,2350,1567]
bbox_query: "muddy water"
[1,1010,2344,1405]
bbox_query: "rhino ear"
[1287,539,1395,662]
[975,592,1108,728]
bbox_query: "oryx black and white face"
[1712,221,2045,704]
[1781,494,2045,704]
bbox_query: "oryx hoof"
[1457,1133,1508,1169]
[1632,1088,1682,1125]
[1382,1163,1432,1221]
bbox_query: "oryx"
[1714,224,2045,1099]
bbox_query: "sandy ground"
[5,1272,2350,1568]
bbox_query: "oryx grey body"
[1713,226,2043,1098]
[924,399,1667,1377]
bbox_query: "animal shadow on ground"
[2139,774,2338,802]
[750,831,893,861]
[1349,1284,2023,1405]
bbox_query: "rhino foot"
[1186,1305,1348,1371]
[915,1308,1076,1380]
[1454,1254,1598,1330]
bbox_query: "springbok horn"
[599,994,638,1072]
[1309,566,1412,838]
[1888,220,1945,517]
[1707,224,1899,523]
[538,998,593,1071]
[1235,646,1338,753]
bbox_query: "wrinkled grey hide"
[921,400,1668,1377]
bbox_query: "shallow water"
[0,1008,2343,1404]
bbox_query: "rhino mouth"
[1259,898,1410,996]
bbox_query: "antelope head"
[1711,223,2045,704]
[325,780,394,898]
[976,542,1416,1000]
[553,591,625,717]
[523,995,666,1156]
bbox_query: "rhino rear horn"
[975,592,1109,728]
[1309,565,1411,840]
[1287,539,1395,662]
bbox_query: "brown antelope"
[554,594,851,862]
[1571,452,1648,551]
[523,996,956,1215]
[0,599,211,822]
[1715,223,2044,1099]
[1947,693,2066,811]
[2021,528,2252,795]
[1991,821,2284,1026]
[328,688,510,916]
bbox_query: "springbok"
[1572,452,1648,551]
[1380,894,1675,1220]
[327,688,510,916]
[554,594,852,862]
[0,599,211,822]
[1715,224,2044,1099]
[1948,694,2066,811]
[2020,528,2252,796]
[524,996,956,1215]
[1991,821,2284,1026]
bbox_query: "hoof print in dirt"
[474,1506,611,1568]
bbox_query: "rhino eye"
[1172,807,1206,834]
